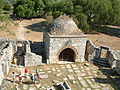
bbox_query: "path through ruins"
[17,22,25,40]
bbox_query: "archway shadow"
[93,66,120,90]
[25,21,48,32]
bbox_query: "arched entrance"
[59,48,76,62]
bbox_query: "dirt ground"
[0,18,120,51]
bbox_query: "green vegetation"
[12,0,120,31]
[0,0,120,32]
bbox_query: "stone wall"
[85,40,120,75]
[85,40,100,61]
[44,32,50,61]
[0,43,14,85]
[107,50,120,75]
[44,33,87,64]
[25,52,42,66]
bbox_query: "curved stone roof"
[48,16,82,35]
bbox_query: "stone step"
[93,62,110,67]
[93,60,110,67]
[93,60,108,64]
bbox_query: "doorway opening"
[59,48,76,62]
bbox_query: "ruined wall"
[107,51,120,75]
[86,40,120,75]
[85,40,100,61]
[0,43,14,85]
[25,53,42,66]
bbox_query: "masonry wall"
[44,33,50,62]
[25,52,42,66]
[85,40,100,61]
[107,51,120,75]
[48,36,87,63]
[0,43,14,85]
[85,40,120,75]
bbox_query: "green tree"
[0,0,3,14]
[3,3,12,11]
[74,13,90,31]
[75,0,111,25]
[13,0,44,18]
[108,0,120,25]
[34,0,44,16]
[43,0,57,14]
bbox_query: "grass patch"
[26,31,31,33]
[0,14,13,23]
[0,26,6,30]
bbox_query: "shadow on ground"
[93,66,120,90]
[25,21,48,32]
[93,26,120,38]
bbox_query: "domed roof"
[48,16,82,35]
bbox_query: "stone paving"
[0,62,120,90]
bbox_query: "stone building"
[44,16,87,64]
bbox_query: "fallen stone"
[38,72,45,74]
[72,81,76,84]
[29,87,36,90]
[47,71,52,73]
[63,78,68,81]
[56,73,62,77]
[40,75,48,78]
[36,84,42,88]
[80,80,88,87]
[66,65,71,68]
[23,84,28,89]
[84,63,89,67]
[68,75,75,80]
[68,69,73,72]
[52,68,56,72]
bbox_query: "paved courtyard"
[0,62,120,90]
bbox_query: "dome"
[48,16,82,35]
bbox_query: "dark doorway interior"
[59,48,75,62]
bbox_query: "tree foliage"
[1,0,119,31]
[0,0,3,13]
[13,0,44,18]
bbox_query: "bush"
[52,11,60,19]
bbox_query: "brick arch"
[57,46,78,61]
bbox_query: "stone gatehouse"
[44,16,87,64]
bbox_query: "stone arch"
[57,46,78,62]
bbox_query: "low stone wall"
[25,53,42,66]
[0,43,14,85]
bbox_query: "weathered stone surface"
[68,75,75,80]
[40,75,48,78]
[80,80,88,87]
[68,69,73,72]
[23,85,28,89]
[63,78,68,81]
[25,53,42,66]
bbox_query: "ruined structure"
[0,16,120,85]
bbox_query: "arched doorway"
[59,48,76,62]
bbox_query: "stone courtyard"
[0,62,120,90]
